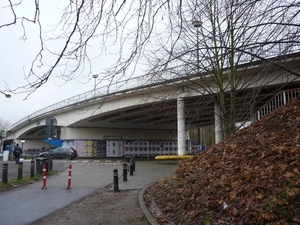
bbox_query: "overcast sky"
[0,1,132,126]
[0,2,74,124]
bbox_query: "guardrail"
[250,88,300,122]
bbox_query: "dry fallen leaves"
[146,95,300,224]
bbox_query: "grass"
[0,174,41,190]
[0,156,57,190]
[0,170,56,191]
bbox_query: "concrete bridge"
[4,53,300,157]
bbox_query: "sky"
[0,2,77,125]
[0,1,128,126]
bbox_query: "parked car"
[39,147,78,160]
[22,148,41,159]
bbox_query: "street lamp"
[92,74,99,97]
[192,20,202,28]
[193,19,202,145]
[0,90,11,98]
[192,20,202,74]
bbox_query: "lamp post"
[0,90,11,98]
[192,20,202,74]
[193,19,202,145]
[92,74,99,97]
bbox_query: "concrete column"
[214,102,222,144]
[197,127,204,144]
[177,97,186,155]
[185,130,190,140]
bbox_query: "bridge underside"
[16,81,299,140]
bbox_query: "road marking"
[18,159,123,166]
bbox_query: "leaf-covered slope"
[147,96,300,224]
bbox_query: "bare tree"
[1,0,300,141]
[0,118,10,138]
[137,0,300,141]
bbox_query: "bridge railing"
[250,88,300,122]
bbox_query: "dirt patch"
[31,187,149,225]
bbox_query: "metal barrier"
[66,164,72,189]
[251,88,300,122]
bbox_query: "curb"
[139,183,160,225]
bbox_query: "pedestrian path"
[32,161,121,188]
[0,160,179,225]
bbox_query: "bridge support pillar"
[177,97,186,155]
[214,102,222,144]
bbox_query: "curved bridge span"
[4,54,300,156]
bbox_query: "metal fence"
[251,88,300,122]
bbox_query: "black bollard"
[130,154,135,172]
[18,162,23,180]
[49,158,53,171]
[36,158,42,175]
[123,163,127,181]
[113,169,119,192]
[30,159,35,178]
[133,158,135,172]
[2,163,8,184]
[130,160,134,176]
[36,159,40,175]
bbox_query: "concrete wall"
[14,127,178,150]
[18,140,48,150]
[60,127,176,140]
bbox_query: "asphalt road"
[0,158,125,225]
[0,158,178,225]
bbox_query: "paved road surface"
[0,158,178,225]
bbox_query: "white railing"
[251,88,300,122]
